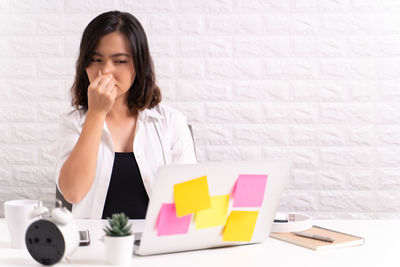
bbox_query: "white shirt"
[55,104,197,219]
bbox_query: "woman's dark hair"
[71,11,161,111]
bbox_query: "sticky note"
[174,176,211,217]
[232,174,268,207]
[195,194,230,229]
[156,203,192,236]
[222,211,259,242]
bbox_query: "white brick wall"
[1,0,400,219]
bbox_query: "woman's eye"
[91,58,101,62]
[116,60,127,64]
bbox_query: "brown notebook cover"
[270,225,365,251]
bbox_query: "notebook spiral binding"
[313,225,365,241]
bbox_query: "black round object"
[25,220,65,266]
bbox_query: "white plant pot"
[104,234,134,265]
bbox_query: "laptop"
[134,160,291,256]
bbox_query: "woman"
[55,11,197,219]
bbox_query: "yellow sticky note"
[222,211,259,242]
[174,176,211,217]
[195,195,230,229]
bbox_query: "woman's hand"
[87,70,117,117]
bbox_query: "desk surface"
[0,219,398,267]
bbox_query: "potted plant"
[103,213,134,265]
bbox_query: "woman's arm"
[171,113,197,164]
[58,71,117,204]
[58,111,106,204]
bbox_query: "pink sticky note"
[157,203,192,236]
[232,174,268,207]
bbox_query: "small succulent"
[103,213,132,237]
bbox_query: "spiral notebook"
[270,225,365,251]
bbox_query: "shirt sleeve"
[170,112,197,164]
[54,112,81,194]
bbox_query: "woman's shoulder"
[60,108,87,129]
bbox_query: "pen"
[273,219,288,223]
[293,231,335,242]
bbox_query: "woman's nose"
[101,61,114,74]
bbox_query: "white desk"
[0,219,398,266]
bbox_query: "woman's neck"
[107,96,137,120]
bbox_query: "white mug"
[4,199,39,249]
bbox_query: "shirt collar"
[139,107,163,121]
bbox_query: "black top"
[102,152,149,219]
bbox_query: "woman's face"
[86,31,135,100]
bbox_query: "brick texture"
[1,0,400,219]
